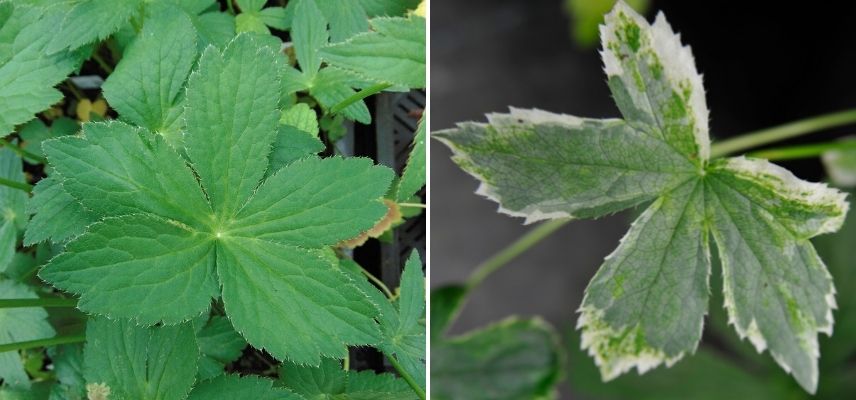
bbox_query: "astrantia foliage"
[436,2,847,393]
[0,0,426,397]
[38,34,394,365]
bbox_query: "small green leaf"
[359,0,421,17]
[431,318,564,400]
[319,16,425,88]
[397,115,425,201]
[0,280,55,389]
[314,0,369,42]
[188,374,299,400]
[268,103,324,173]
[83,318,199,400]
[236,13,269,34]
[47,344,86,400]
[195,316,246,380]
[237,0,266,13]
[258,7,288,30]
[102,7,198,136]
[292,0,329,78]
[311,67,371,123]
[279,358,413,399]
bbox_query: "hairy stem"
[358,264,395,299]
[330,83,392,115]
[398,202,427,209]
[0,298,78,309]
[0,176,32,192]
[385,352,425,400]
[748,139,856,161]
[710,109,856,158]
[467,219,570,290]
[0,138,47,164]
[0,334,85,353]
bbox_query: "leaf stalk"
[385,352,425,400]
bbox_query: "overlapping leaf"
[431,318,564,400]
[279,358,414,399]
[435,2,848,393]
[188,375,299,400]
[0,280,55,389]
[0,4,85,136]
[37,34,394,365]
[82,318,199,400]
[319,15,426,88]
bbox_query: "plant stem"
[0,176,31,192]
[343,353,350,371]
[710,109,856,158]
[91,52,113,74]
[398,202,427,209]
[330,83,392,115]
[0,138,46,164]
[466,219,570,290]
[385,352,425,400]
[0,298,78,309]
[225,0,235,14]
[747,139,856,161]
[0,334,85,353]
[358,264,395,299]
[64,82,84,101]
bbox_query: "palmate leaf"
[435,2,848,393]
[38,34,394,365]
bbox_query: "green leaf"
[24,176,95,246]
[268,103,324,173]
[19,118,79,157]
[193,11,237,50]
[195,316,246,380]
[47,344,86,400]
[229,157,391,247]
[46,0,143,53]
[185,34,281,219]
[258,7,289,30]
[102,7,198,136]
[0,280,55,389]
[319,16,425,88]
[431,318,563,400]
[37,34,393,366]
[314,0,369,42]
[236,0,266,13]
[292,0,329,78]
[40,214,219,325]
[42,121,212,226]
[236,13,269,34]
[82,318,199,400]
[0,10,84,136]
[436,2,848,393]
[187,374,299,400]
[311,67,371,123]
[429,285,467,341]
[279,358,413,399]
[397,115,425,201]
[0,147,26,267]
[217,238,380,363]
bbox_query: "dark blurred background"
[431,0,856,398]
